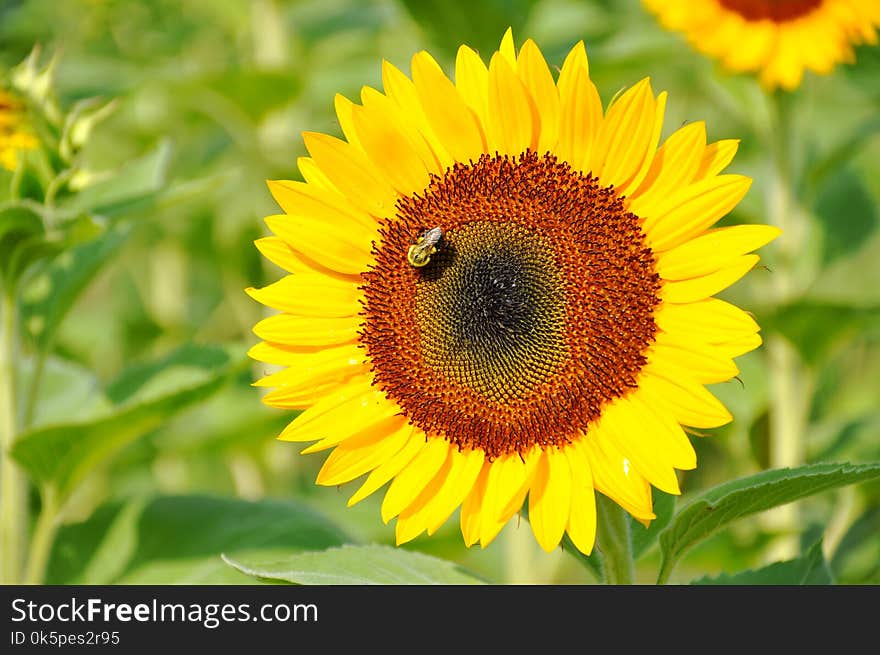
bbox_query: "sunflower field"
[2,0,879,588]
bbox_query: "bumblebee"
[407,226,444,268]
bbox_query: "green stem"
[596,494,634,585]
[764,90,808,558]
[0,289,27,584]
[23,486,59,585]
[656,557,673,586]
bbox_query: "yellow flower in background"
[247,29,779,555]
[0,89,37,171]
[644,0,880,90]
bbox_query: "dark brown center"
[717,0,823,22]
[360,152,661,459]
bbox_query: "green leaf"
[657,462,880,583]
[18,355,111,428]
[21,222,130,350]
[10,343,245,501]
[812,169,878,267]
[692,540,833,585]
[806,231,880,306]
[760,301,880,366]
[631,490,675,559]
[47,495,350,584]
[224,544,488,585]
[830,506,880,584]
[58,140,171,217]
[397,0,537,59]
[0,201,45,282]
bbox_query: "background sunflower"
[1,0,879,585]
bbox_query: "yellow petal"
[592,78,658,192]
[639,370,733,429]
[655,297,760,343]
[599,397,681,495]
[460,462,491,547]
[487,52,539,155]
[254,237,311,275]
[411,51,486,162]
[360,86,443,173]
[381,59,454,170]
[581,435,654,520]
[245,273,360,317]
[649,339,739,385]
[694,139,740,181]
[713,332,763,359]
[250,315,360,348]
[316,416,411,486]
[656,225,780,280]
[455,46,491,135]
[248,341,308,366]
[556,42,602,170]
[395,454,452,545]
[264,214,373,276]
[483,447,540,522]
[661,254,759,303]
[302,412,399,455]
[516,38,560,153]
[629,392,697,471]
[499,27,517,68]
[641,174,753,252]
[424,448,485,534]
[297,156,336,191]
[266,179,377,232]
[350,100,433,196]
[565,442,597,555]
[303,131,399,218]
[629,121,706,205]
[618,91,667,198]
[252,343,365,392]
[277,381,398,443]
[334,93,363,152]
[380,437,450,522]
[528,447,571,552]
[348,427,425,506]
[396,446,485,542]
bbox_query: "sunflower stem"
[596,494,634,585]
[23,485,59,585]
[0,287,27,584]
[764,90,809,560]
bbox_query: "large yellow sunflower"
[644,0,880,90]
[247,30,779,555]
[0,89,36,171]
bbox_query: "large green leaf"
[47,495,350,584]
[11,343,245,501]
[691,540,833,585]
[657,462,880,583]
[830,506,880,584]
[58,140,171,218]
[21,222,131,350]
[631,490,675,559]
[17,355,111,428]
[224,544,487,585]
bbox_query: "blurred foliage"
[0,0,878,584]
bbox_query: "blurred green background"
[1,0,878,584]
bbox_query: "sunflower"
[247,29,779,555]
[0,89,36,171]
[643,0,880,90]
